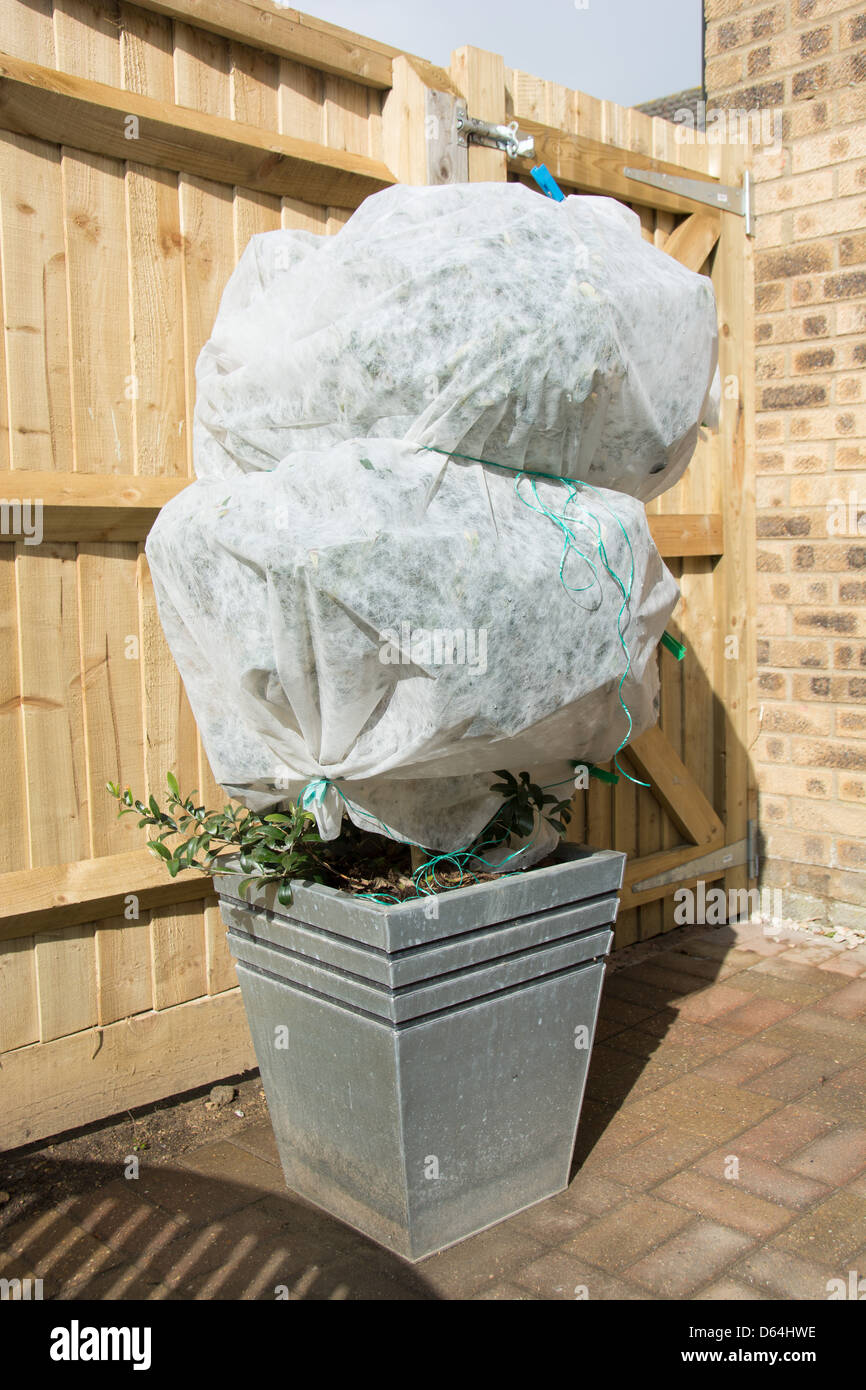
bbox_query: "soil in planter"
[301,819,558,902]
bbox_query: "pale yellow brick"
[789,0,866,17]
[759,793,791,824]
[835,443,866,470]
[757,472,789,506]
[789,406,866,440]
[755,211,787,247]
[756,348,788,380]
[837,709,866,739]
[758,311,835,344]
[760,31,825,71]
[705,53,745,89]
[793,197,866,240]
[760,826,833,866]
[760,700,833,738]
[758,573,833,605]
[752,145,789,182]
[758,604,790,635]
[791,125,866,175]
[839,774,866,803]
[790,475,866,506]
[836,341,866,370]
[754,168,835,214]
[756,540,790,572]
[836,376,864,403]
[757,766,833,799]
[792,448,833,471]
[790,797,866,837]
[838,161,866,197]
[757,416,786,441]
[837,305,866,334]
[839,88,866,125]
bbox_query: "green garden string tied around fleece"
[298,776,536,904]
[416,444,652,789]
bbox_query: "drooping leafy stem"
[106,773,326,906]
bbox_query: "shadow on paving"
[0,1154,440,1301]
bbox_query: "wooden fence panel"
[0,2,755,1146]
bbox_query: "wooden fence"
[0,0,756,1148]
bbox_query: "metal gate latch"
[456,109,535,159]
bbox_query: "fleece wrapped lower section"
[146,439,679,860]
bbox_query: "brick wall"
[704,0,866,930]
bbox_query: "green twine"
[417,445,651,789]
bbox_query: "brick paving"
[2,918,865,1301]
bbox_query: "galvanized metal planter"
[217,843,625,1262]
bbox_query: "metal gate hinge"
[622,165,755,237]
[455,107,535,159]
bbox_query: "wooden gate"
[0,1,756,1147]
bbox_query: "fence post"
[382,56,468,185]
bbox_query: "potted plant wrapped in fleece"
[128,181,718,1260]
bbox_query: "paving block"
[695,1041,791,1085]
[654,1169,794,1239]
[731,1104,838,1162]
[562,1193,693,1274]
[733,1246,837,1300]
[625,1220,754,1298]
[746,1052,847,1102]
[514,1249,649,1301]
[695,1150,830,1209]
[785,1124,866,1186]
[772,1191,866,1267]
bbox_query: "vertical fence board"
[136,547,198,799]
[172,19,230,115]
[230,41,279,129]
[323,75,372,155]
[52,0,121,83]
[96,911,152,1023]
[0,936,39,1050]
[150,899,207,1009]
[15,542,89,867]
[714,140,756,899]
[35,924,98,1040]
[0,136,72,472]
[278,58,325,141]
[0,0,54,62]
[62,151,133,474]
[0,546,26,873]
[126,165,187,477]
[119,1,173,96]
[78,543,145,854]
